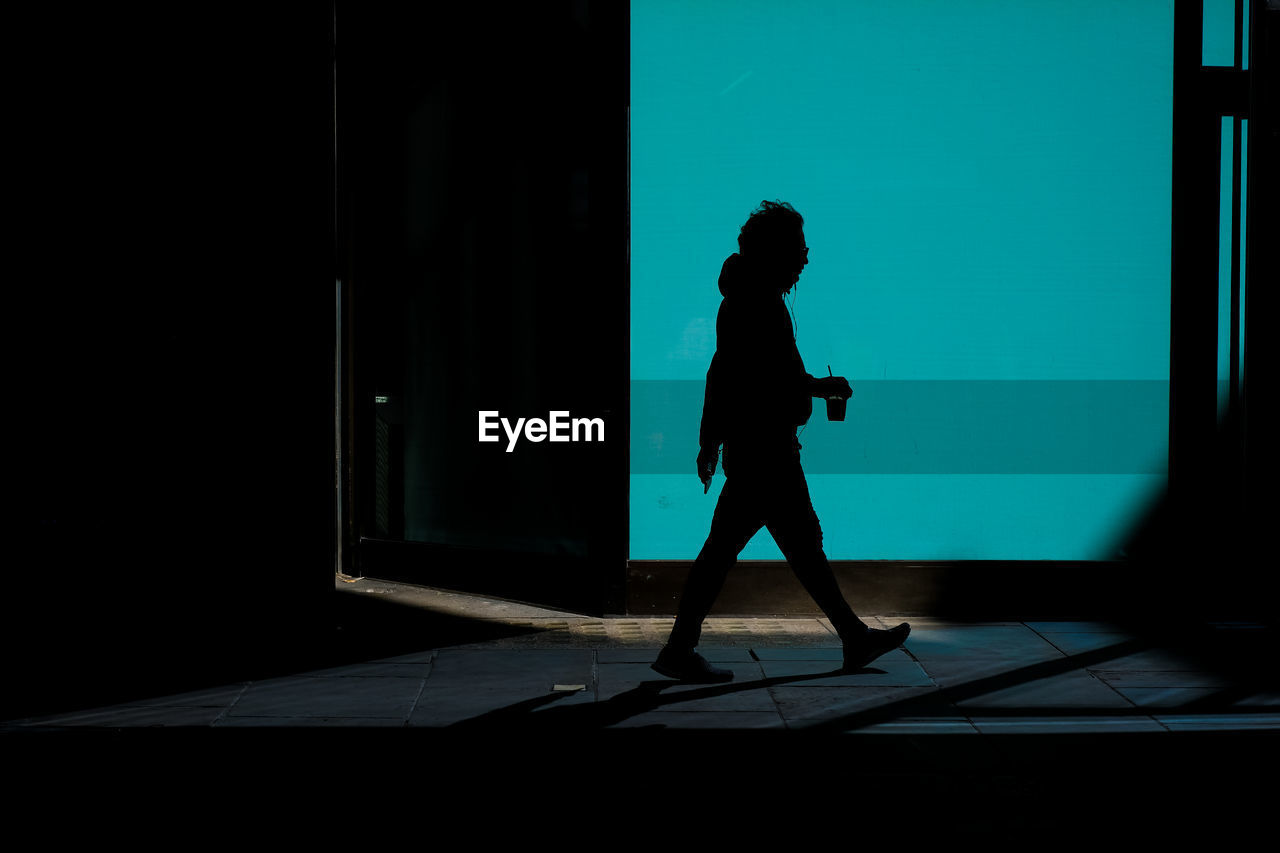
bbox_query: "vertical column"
[1168,0,1220,554]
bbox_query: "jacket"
[698,252,814,468]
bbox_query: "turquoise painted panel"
[631,474,1166,561]
[632,380,1168,474]
[1202,0,1237,67]
[631,1,1173,559]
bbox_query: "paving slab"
[408,685,594,727]
[214,715,406,727]
[599,662,773,712]
[1025,621,1126,633]
[877,618,1022,628]
[752,646,917,661]
[118,684,249,708]
[753,647,843,661]
[1112,686,1228,708]
[920,656,1082,688]
[19,704,231,727]
[695,630,810,646]
[308,662,434,678]
[1116,687,1280,708]
[953,670,1131,709]
[596,647,665,663]
[770,685,950,723]
[901,625,1064,660]
[689,647,758,662]
[228,675,425,719]
[837,718,981,735]
[601,644,826,662]
[370,650,436,664]
[449,634,575,649]
[1081,649,1206,671]
[816,617,878,634]
[342,578,584,620]
[758,658,933,686]
[604,711,785,730]
[425,649,593,689]
[1151,714,1280,731]
[1035,632,1139,655]
[8,683,248,722]
[968,715,1168,734]
[1092,670,1234,689]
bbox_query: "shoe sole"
[650,662,734,683]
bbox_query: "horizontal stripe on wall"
[631,380,1168,474]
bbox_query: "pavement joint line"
[591,650,600,701]
[404,674,432,724]
[212,682,252,725]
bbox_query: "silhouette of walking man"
[652,201,910,683]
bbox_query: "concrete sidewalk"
[6,577,1278,733]
[7,577,1278,839]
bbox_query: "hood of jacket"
[718,252,782,299]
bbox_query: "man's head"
[737,200,808,292]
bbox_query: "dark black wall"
[7,4,335,717]
[338,1,629,614]
[4,0,630,717]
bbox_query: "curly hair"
[737,200,804,257]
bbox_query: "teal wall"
[631,0,1173,560]
[1202,0,1243,68]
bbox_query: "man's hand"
[697,446,719,494]
[811,375,853,399]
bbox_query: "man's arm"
[698,352,724,453]
[697,353,724,491]
[808,374,852,399]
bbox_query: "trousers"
[667,451,867,650]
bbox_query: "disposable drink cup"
[826,396,847,421]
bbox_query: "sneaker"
[842,622,911,671]
[651,646,735,683]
